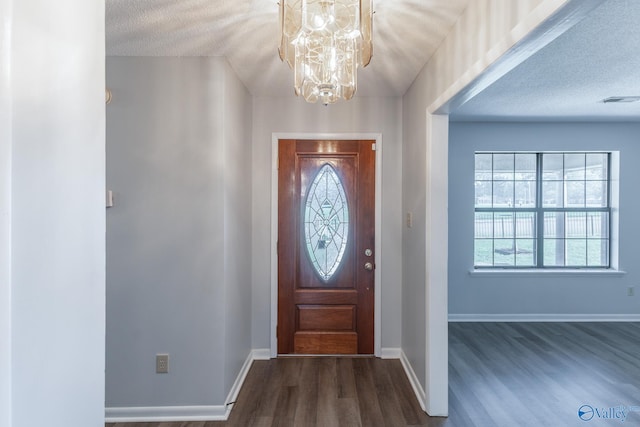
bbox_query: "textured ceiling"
[450,0,640,122]
[106,0,470,98]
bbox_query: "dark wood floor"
[106,322,640,427]
[449,322,640,427]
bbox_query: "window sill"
[469,268,627,278]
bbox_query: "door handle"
[364,262,374,271]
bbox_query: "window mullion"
[607,153,612,268]
[512,160,516,266]
[536,153,544,268]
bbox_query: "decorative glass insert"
[304,164,349,281]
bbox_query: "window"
[474,152,610,268]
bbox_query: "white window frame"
[473,151,618,270]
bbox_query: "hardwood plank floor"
[448,322,640,427]
[106,322,640,427]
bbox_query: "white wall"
[0,0,12,424]
[106,57,252,412]
[251,96,403,351]
[401,0,568,415]
[9,0,106,425]
[449,121,640,317]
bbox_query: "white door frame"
[270,132,383,357]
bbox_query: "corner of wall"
[222,57,254,399]
[105,348,268,423]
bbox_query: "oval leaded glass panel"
[304,164,349,281]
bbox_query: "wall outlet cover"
[156,354,169,373]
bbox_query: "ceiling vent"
[601,96,640,103]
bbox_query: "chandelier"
[279,0,373,105]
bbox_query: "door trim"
[270,133,383,358]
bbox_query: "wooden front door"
[278,139,375,355]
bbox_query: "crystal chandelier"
[279,0,373,105]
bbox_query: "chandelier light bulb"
[279,0,373,104]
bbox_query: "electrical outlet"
[156,354,169,373]
[628,286,635,297]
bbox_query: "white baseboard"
[105,348,272,423]
[449,314,640,322]
[380,347,402,359]
[399,350,426,413]
[223,350,258,414]
[379,348,427,413]
[251,348,271,360]
[380,347,427,412]
[105,405,227,422]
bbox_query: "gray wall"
[401,71,428,388]
[251,96,404,351]
[222,60,253,394]
[0,0,11,423]
[8,0,106,425]
[106,57,252,407]
[398,3,567,411]
[449,122,640,316]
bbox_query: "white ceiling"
[450,0,640,122]
[106,0,640,120]
[106,0,469,98]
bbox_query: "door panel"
[278,139,375,354]
[297,306,355,331]
[293,332,358,354]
